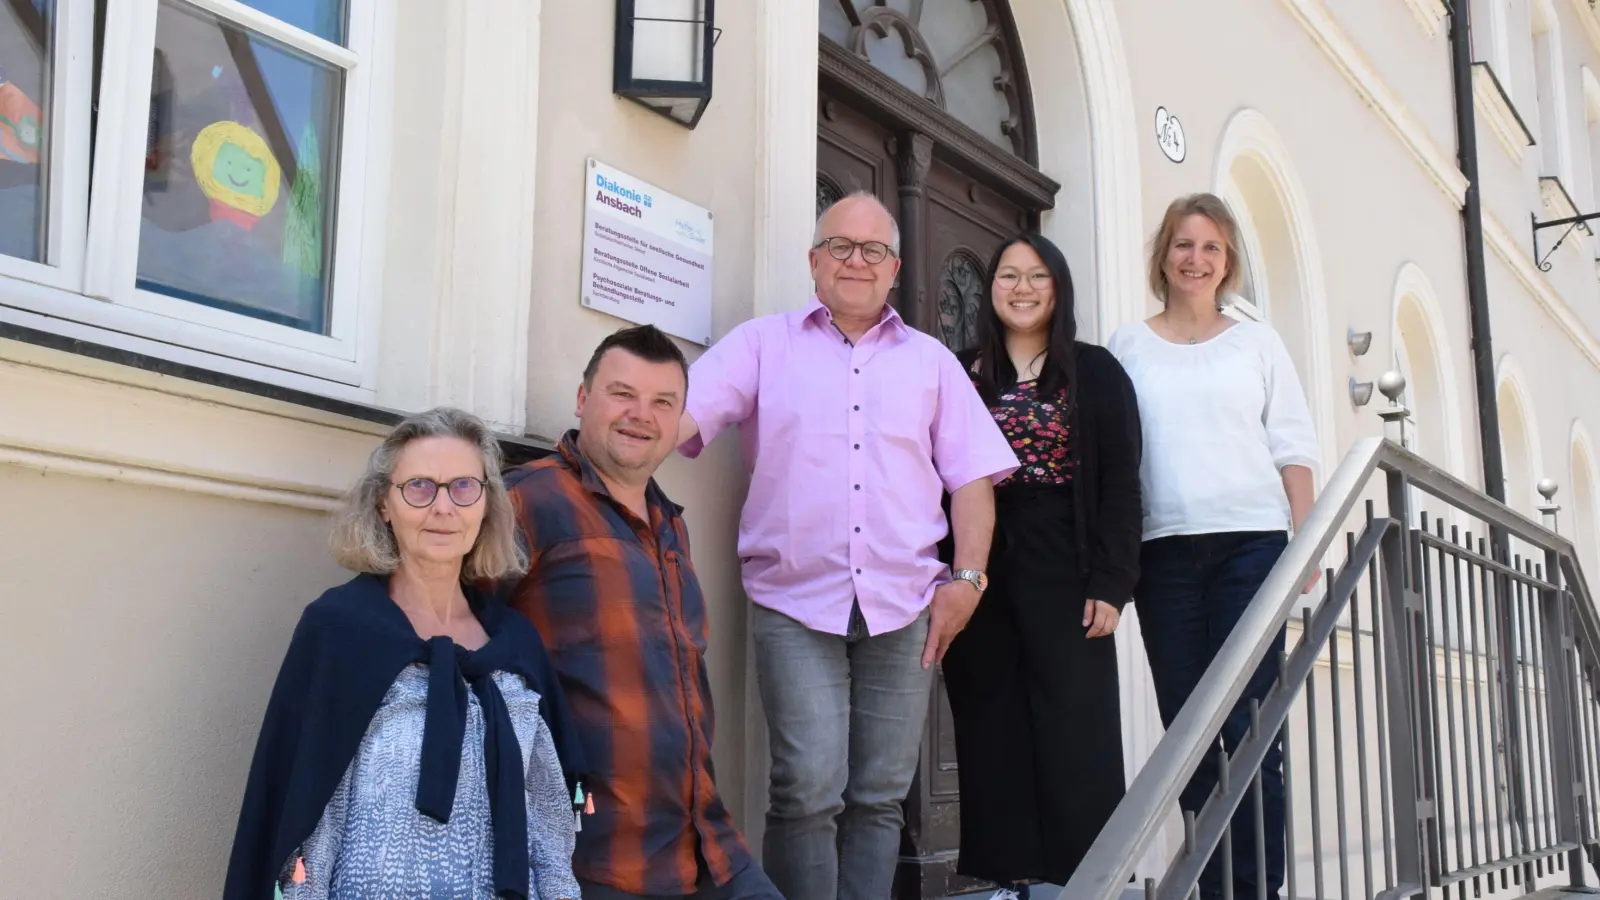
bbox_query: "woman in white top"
[1107,193,1319,900]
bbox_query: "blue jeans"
[1136,531,1288,900]
[752,601,934,900]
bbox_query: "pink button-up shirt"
[681,297,1018,636]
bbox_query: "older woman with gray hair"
[224,407,588,900]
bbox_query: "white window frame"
[0,0,92,292]
[0,0,387,396]
[1531,0,1575,186]
[1581,67,1600,212]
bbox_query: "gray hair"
[814,190,901,255]
[329,407,527,582]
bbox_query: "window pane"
[137,0,343,334]
[0,0,52,263]
[237,0,346,46]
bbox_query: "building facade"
[3,0,1600,895]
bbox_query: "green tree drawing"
[282,122,323,280]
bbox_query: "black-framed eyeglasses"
[815,236,896,265]
[391,477,488,509]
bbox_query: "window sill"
[1402,0,1447,36]
[1473,62,1536,165]
[0,316,552,467]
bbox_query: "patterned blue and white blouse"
[277,664,580,899]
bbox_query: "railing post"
[1490,524,1535,886]
[1377,372,1411,448]
[1538,479,1561,535]
[1537,482,1587,884]
[1381,463,1437,886]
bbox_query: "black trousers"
[943,484,1125,885]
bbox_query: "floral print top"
[986,378,1073,485]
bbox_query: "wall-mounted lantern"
[1347,326,1373,357]
[1349,376,1375,408]
[614,0,717,128]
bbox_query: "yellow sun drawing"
[191,121,281,218]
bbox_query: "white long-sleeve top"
[1107,319,1320,541]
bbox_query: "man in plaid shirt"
[504,325,780,900]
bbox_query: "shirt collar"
[799,295,906,340]
[556,430,685,517]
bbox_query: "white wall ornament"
[1155,106,1186,162]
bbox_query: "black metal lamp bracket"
[1531,210,1600,271]
[633,15,723,45]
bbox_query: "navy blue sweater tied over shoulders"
[222,573,588,900]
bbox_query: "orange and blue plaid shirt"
[503,432,754,895]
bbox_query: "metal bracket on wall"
[1532,210,1600,272]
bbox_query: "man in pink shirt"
[678,192,1018,900]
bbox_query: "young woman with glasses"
[941,232,1143,899]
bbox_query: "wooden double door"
[816,82,1043,899]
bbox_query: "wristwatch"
[952,569,988,593]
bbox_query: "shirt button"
[853,405,860,411]
[855,568,862,574]
[854,443,860,450]
[854,484,861,490]
[855,526,861,533]
[854,368,860,374]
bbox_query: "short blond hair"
[1147,193,1245,303]
[329,407,527,582]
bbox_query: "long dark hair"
[971,232,1078,409]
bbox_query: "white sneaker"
[988,890,1022,900]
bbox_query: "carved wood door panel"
[925,162,1029,352]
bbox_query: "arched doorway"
[816,4,1058,896]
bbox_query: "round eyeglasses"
[391,476,488,509]
[994,271,1053,291]
[815,236,896,265]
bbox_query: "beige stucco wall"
[0,451,357,895]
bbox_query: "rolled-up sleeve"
[681,321,761,458]
[930,348,1018,492]
[1259,328,1321,473]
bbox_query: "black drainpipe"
[1448,0,1508,503]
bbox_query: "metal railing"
[1060,383,1600,900]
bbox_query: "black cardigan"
[953,342,1144,607]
